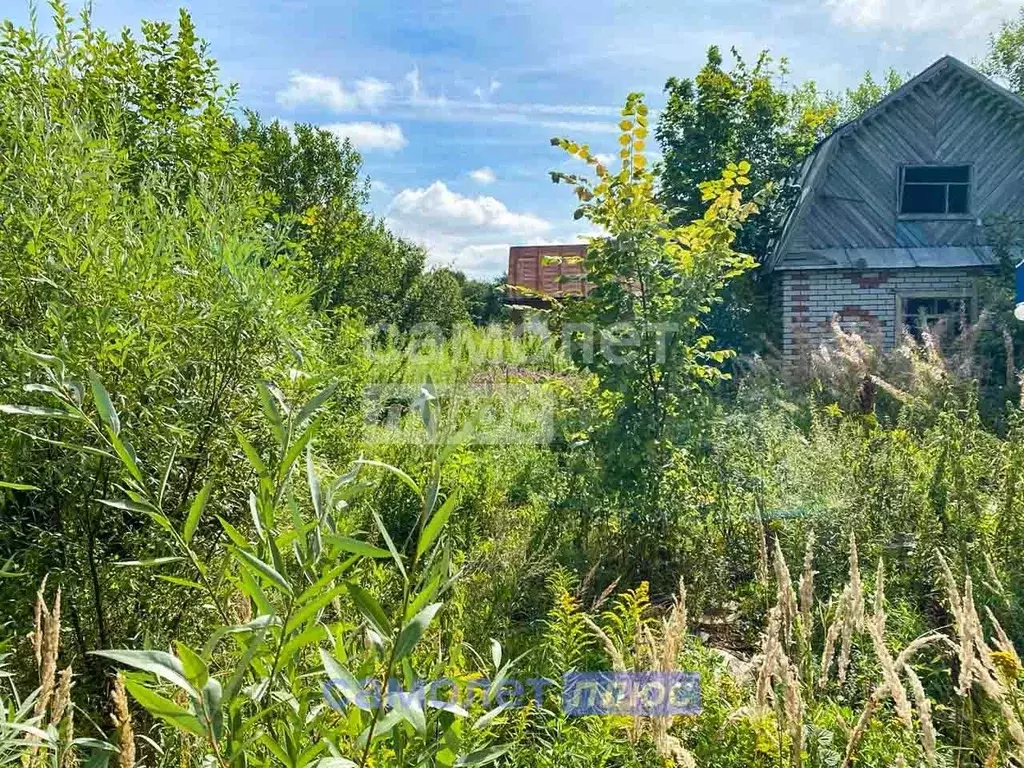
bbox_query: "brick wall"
[779,268,982,366]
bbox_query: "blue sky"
[3,0,1019,277]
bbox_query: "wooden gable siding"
[507,244,589,300]
[788,67,1024,253]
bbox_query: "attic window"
[898,165,971,215]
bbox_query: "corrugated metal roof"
[775,246,998,271]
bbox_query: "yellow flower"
[991,650,1021,684]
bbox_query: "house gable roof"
[766,56,1024,272]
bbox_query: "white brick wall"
[780,269,982,366]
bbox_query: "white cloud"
[324,122,407,152]
[473,77,502,101]
[405,66,448,108]
[370,179,392,195]
[277,71,393,112]
[825,0,1017,34]
[277,72,355,111]
[441,243,513,278]
[389,181,550,236]
[469,167,497,184]
[276,67,619,131]
[385,181,556,278]
[354,77,394,108]
[593,153,615,166]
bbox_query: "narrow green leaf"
[416,494,457,559]
[10,428,114,459]
[319,648,372,712]
[285,584,348,635]
[122,680,206,737]
[0,405,70,418]
[405,573,441,622]
[236,429,268,478]
[296,557,357,604]
[279,423,315,484]
[394,603,442,661]
[371,510,406,580]
[108,431,143,484]
[356,709,402,749]
[473,701,513,731]
[223,625,268,706]
[156,575,204,590]
[88,371,120,435]
[258,381,287,446]
[175,643,209,688]
[0,481,39,491]
[279,623,328,668]
[391,688,427,735]
[217,515,250,550]
[233,548,292,596]
[354,460,423,502]
[346,583,392,638]
[237,566,273,616]
[99,498,159,515]
[183,480,213,545]
[158,447,176,507]
[490,639,502,671]
[296,381,338,428]
[90,650,198,698]
[306,445,322,518]
[259,734,291,766]
[326,536,392,560]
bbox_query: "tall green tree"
[551,93,764,574]
[655,48,838,354]
[655,47,903,354]
[983,8,1024,95]
[0,5,365,700]
[240,115,436,328]
[656,47,838,256]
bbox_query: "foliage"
[3,5,1024,768]
[654,48,903,355]
[548,93,764,577]
[0,4,365,706]
[839,67,905,120]
[982,8,1024,96]
[402,268,472,333]
[240,116,430,326]
[656,47,837,255]
[9,361,512,767]
[459,276,511,327]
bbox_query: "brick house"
[766,55,1024,367]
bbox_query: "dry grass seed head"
[820,584,851,687]
[773,538,797,649]
[865,611,913,730]
[50,666,74,726]
[581,613,627,673]
[756,607,783,710]
[111,674,136,768]
[33,585,61,720]
[903,665,937,768]
[841,633,941,768]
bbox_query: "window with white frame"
[898,165,971,215]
